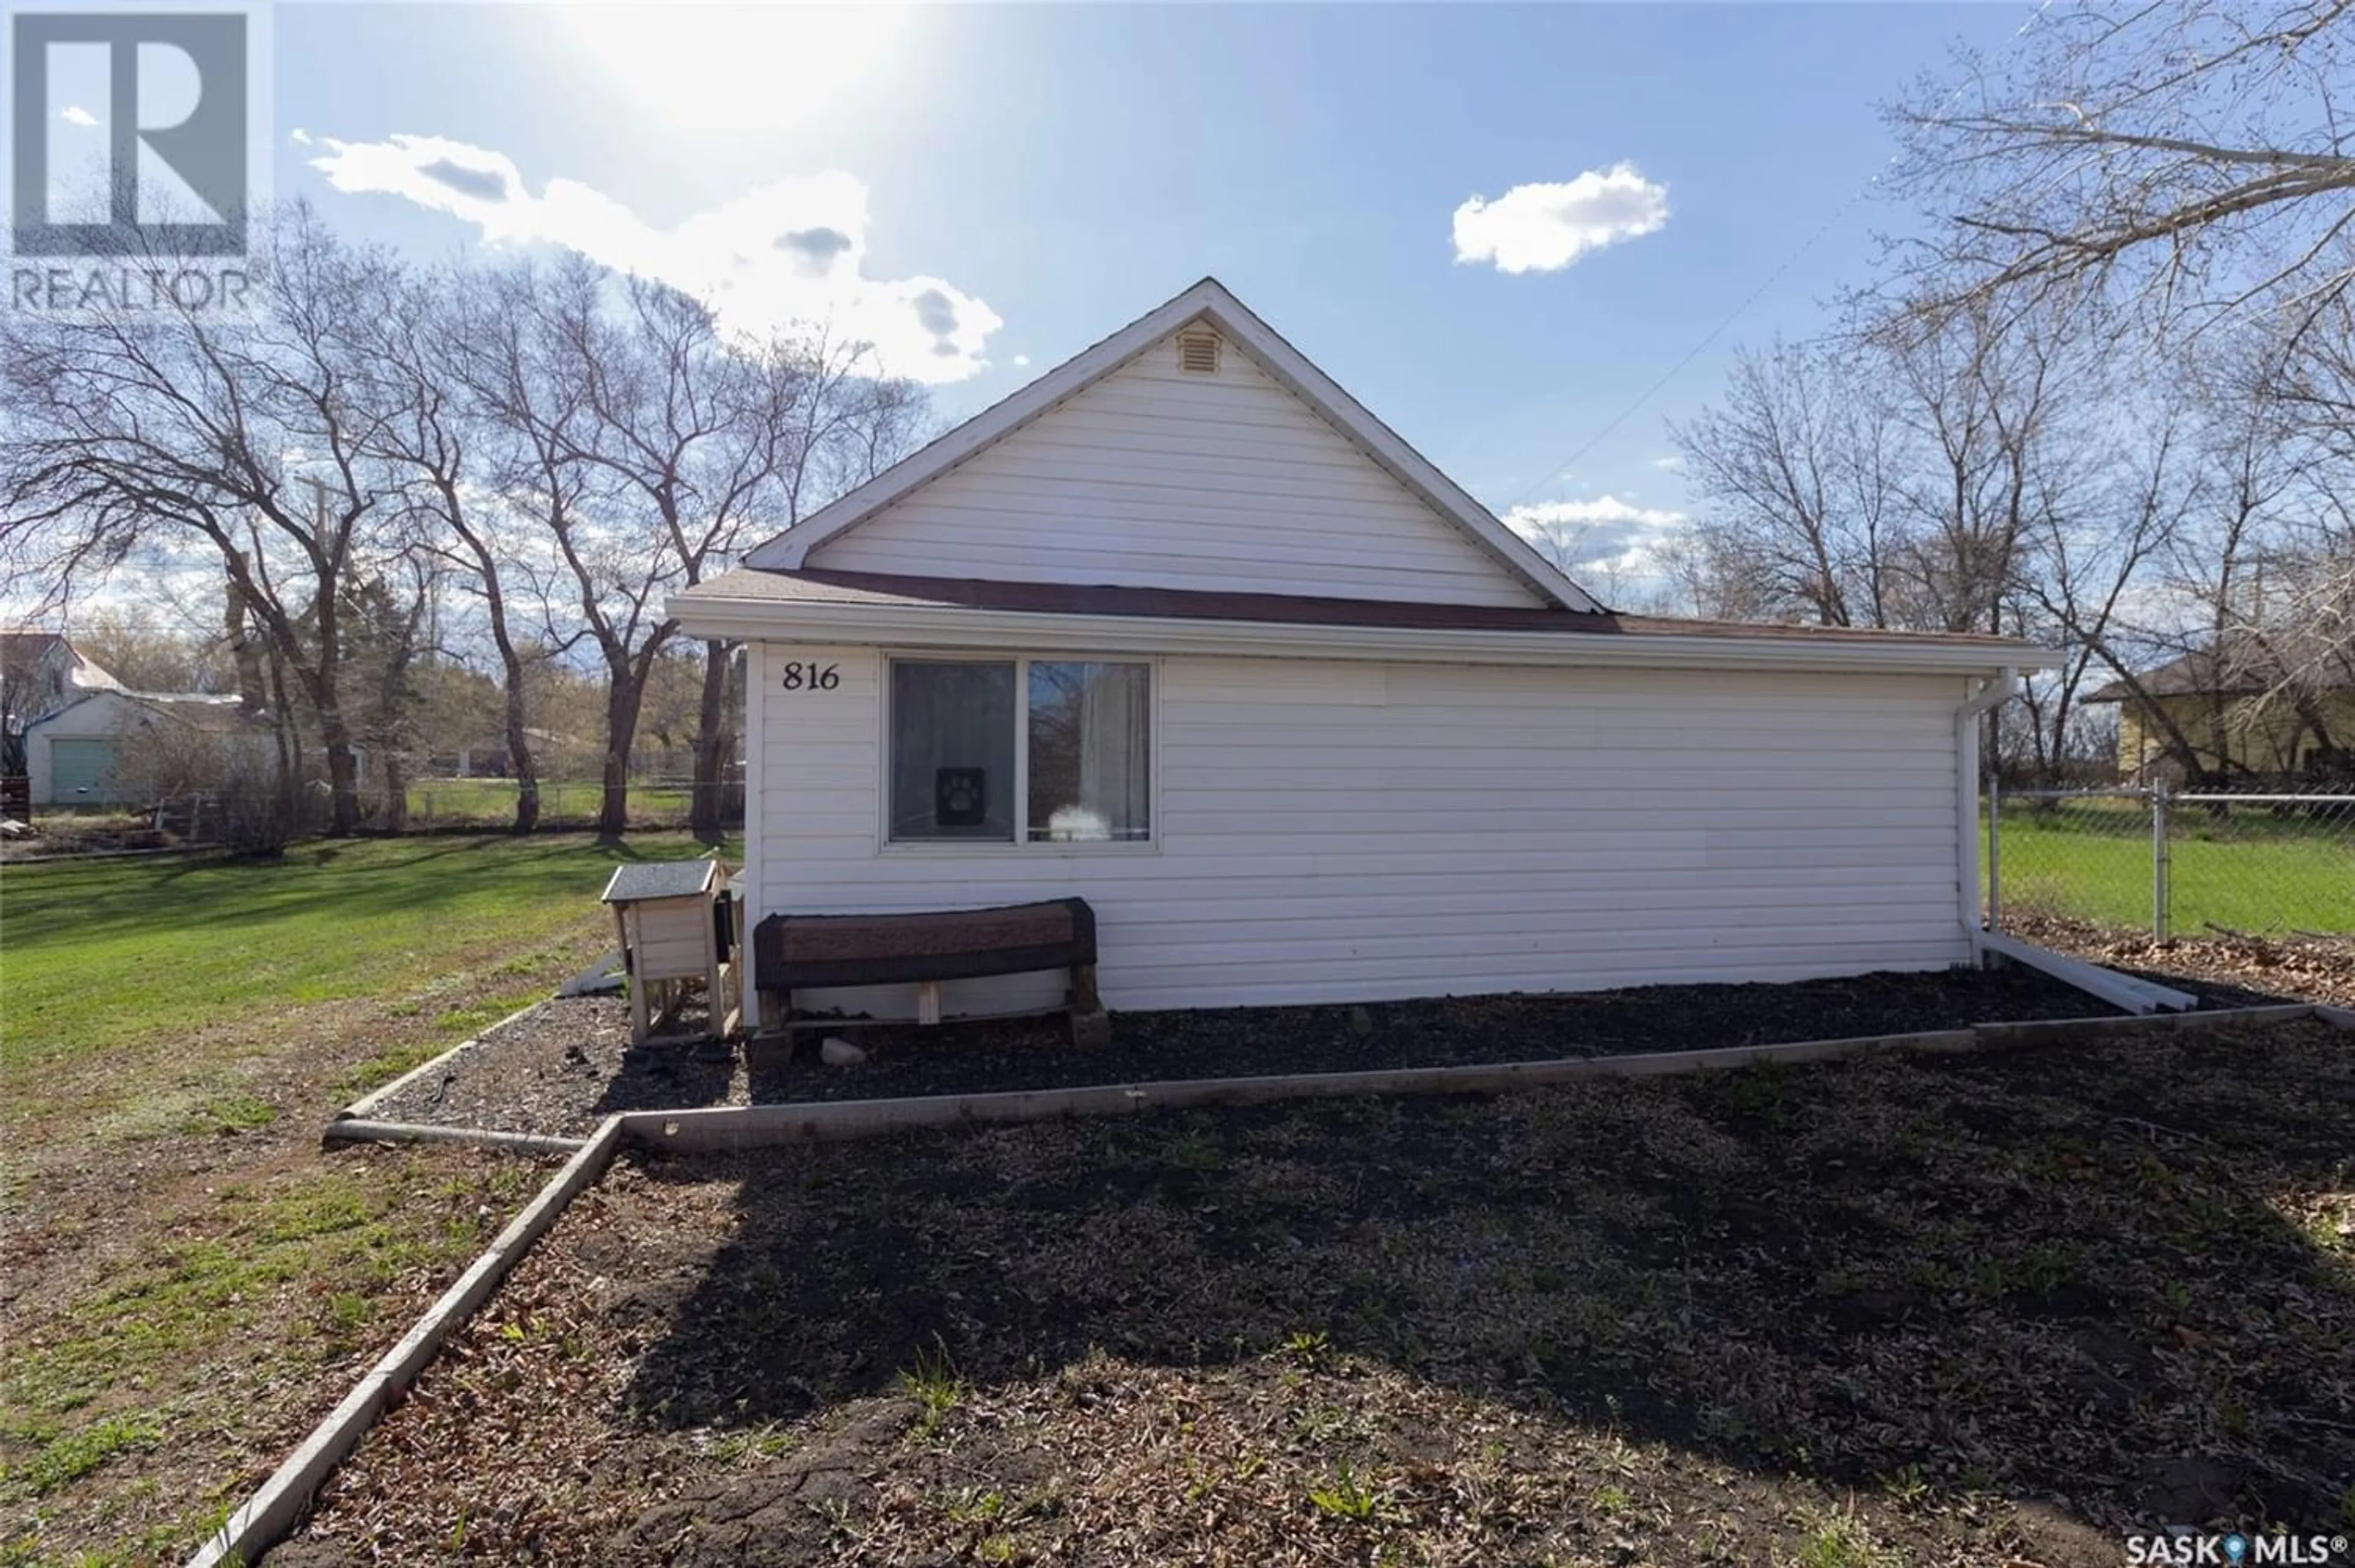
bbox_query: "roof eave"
[667,592,2060,678]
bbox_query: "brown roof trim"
[707,568,2035,651]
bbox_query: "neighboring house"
[1,633,121,771]
[428,728,578,779]
[2085,635,2354,784]
[671,279,2056,1028]
[25,690,277,807]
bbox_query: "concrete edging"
[1980,931,2199,1014]
[335,999,554,1123]
[186,1116,624,1568]
[1970,1002,2318,1044]
[323,1119,589,1157]
[618,1003,2319,1155]
[208,997,2332,1566]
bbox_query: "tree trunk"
[299,664,362,836]
[444,491,539,835]
[598,663,650,841]
[321,722,361,835]
[226,586,268,713]
[381,748,410,834]
[688,640,732,841]
[504,668,539,835]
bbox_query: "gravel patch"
[366,966,2118,1139]
[283,1017,2355,1567]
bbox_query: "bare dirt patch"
[288,1017,2355,1567]
[367,965,2120,1138]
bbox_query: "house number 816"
[779,662,841,692]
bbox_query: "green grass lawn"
[0,830,738,1562]
[400,779,698,827]
[1,832,737,1078]
[1989,801,2355,933]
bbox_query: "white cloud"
[1650,454,1685,472]
[1012,353,1032,368]
[307,133,1001,384]
[1453,163,1669,274]
[59,105,98,127]
[1503,495,1688,578]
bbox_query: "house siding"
[750,643,1971,1020]
[805,338,1545,609]
[2117,692,2355,781]
[26,692,136,804]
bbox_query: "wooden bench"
[752,897,1108,1048]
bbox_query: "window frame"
[878,651,1162,855]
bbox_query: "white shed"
[672,279,2058,1030]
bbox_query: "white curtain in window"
[1030,661,1150,841]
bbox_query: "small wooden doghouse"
[600,858,740,1046]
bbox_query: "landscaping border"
[1979,930,2199,1014]
[619,1003,2326,1154]
[187,1117,624,1568]
[321,1118,589,1157]
[216,1001,2352,1568]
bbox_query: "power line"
[1505,0,2059,514]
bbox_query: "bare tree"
[559,280,929,838]
[452,256,684,839]
[454,259,929,839]
[364,266,550,831]
[1871,295,2075,638]
[1888,1,2355,338]
[0,208,397,833]
[553,275,789,839]
[1668,338,1902,627]
[2011,388,2205,781]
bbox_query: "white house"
[2,632,121,773]
[671,280,2057,1028]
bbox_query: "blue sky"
[270,2,2034,586]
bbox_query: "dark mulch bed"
[364,966,2117,1138]
[284,1018,2355,1567]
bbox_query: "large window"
[887,657,1152,846]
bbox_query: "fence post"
[2150,780,2170,944]
[1985,780,2002,931]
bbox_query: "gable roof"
[0,632,64,665]
[2085,631,2355,704]
[1,632,120,692]
[745,278,1601,613]
[25,689,268,733]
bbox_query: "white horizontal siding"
[748,646,1972,1022]
[806,338,1542,608]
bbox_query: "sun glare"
[556,4,912,138]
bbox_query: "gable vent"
[1176,328,1222,376]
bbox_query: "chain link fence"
[1989,784,2355,939]
[384,776,745,833]
[144,775,746,846]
